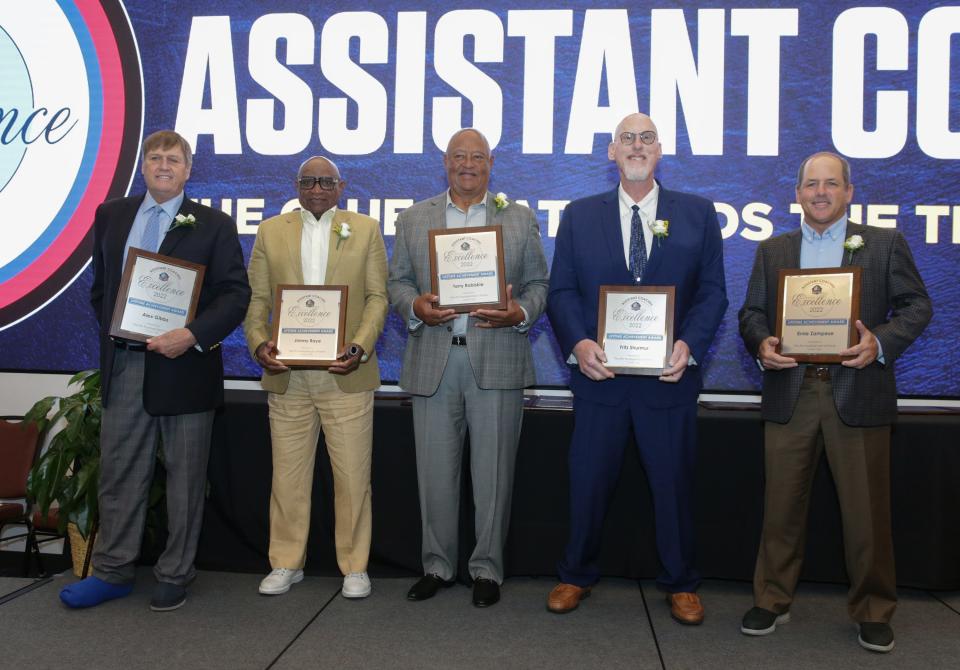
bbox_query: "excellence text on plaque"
[272,285,348,367]
[429,226,507,312]
[775,267,862,363]
[597,285,675,376]
[109,249,204,343]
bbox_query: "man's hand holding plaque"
[271,285,348,367]
[471,284,525,328]
[429,225,507,312]
[775,267,862,363]
[597,285,675,376]
[109,248,205,344]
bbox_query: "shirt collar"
[300,206,337,227]
[445,190,488,213]
[801,215,848,242]
[142,191,185,219]
[618,181,659,213]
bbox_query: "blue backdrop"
[0,0,956,397]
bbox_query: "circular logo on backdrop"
[0,1,142,330]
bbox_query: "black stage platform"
[198,391,960,590]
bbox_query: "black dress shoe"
[472,578,500,607]
[407,574,454,601]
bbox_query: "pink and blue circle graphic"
[0,0,142,329]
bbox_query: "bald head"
[298,156,340,180]
[296,155,345,218]
[614,113,658,140]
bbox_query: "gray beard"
[622,164,652,182]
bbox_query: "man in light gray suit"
[738,152,932,653]
[388,128,549,607]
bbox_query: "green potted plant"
[24,368,170,576]
[25,369,102,575]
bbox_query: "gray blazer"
[738,221,932,426]
[388,192,549,395]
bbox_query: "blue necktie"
[629,204,647,282]
[141,205,162,253]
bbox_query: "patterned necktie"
[629,204,647,282]
[141,205,162,253]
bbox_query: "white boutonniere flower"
[333,221,351,249]
[169,213,197,231]
[649,219,670,246]
[494,192,509,211]
[843,234,864,262]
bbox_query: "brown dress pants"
[754,368,896,623]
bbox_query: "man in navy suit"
[60,130,250,611]
[545,113,727,623]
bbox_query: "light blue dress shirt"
[123,192,185,266]
[799,215,846,270]
[799,215,882,363]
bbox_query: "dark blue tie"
[629,204,647,282]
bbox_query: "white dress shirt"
[300,207,335,285]
[617,181,659,268]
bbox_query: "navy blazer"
[548,183,727,407]
[90,193,250,415]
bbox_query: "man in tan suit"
[243,156,388,599]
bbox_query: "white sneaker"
[259,568,304,595]
[342,572,372,599]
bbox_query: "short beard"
[621,163,652,182]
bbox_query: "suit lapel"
[284,211,305,283]
[600,188,628,278]
[646,184,674,280]
[785,229,802,268]
[109,196,144,267]
[159,197,196,257]
[429,193,447,230]
[325,209,347,281]
[840,221,863,268]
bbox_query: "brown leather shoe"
[667,592,704,625]
[547,583,591,613]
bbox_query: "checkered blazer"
[388,192,549,395]
[738,221,932,425]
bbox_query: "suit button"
[446,326,452,332]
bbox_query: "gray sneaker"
[741,606,790,635]
[150,582,186,612]
[858,622,895,653]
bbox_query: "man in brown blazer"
[243,156,388,599]
[738,152,932,653]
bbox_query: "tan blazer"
[243,208,388,394]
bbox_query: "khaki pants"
[267,369,373,575]
[754,369,896,623]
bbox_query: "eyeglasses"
[297,176,340,191]
[618,131,658,146]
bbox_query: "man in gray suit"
[738,152,932,652]
[388,128,548,607]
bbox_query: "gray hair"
[796,152,851,188]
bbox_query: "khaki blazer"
[243,208,388,394]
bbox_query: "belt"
[451,336,467,346]
[804,365,831,381]
[113,339,147,352]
